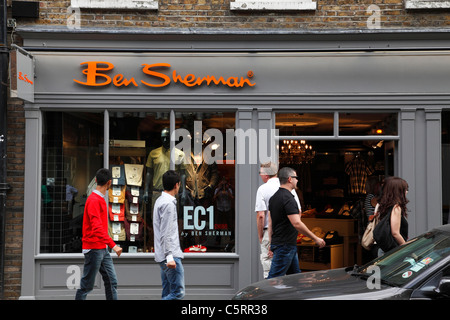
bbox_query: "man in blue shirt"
[153,170,185,300]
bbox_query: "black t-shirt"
[269,188,300,246]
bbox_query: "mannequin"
[183,126,219,206]
[144,128,186,211]
[184,151,219,207]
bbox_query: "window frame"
[275,110,400,142]
[38,109,238,257]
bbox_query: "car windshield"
[356,229,450,287]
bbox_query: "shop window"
[175,112,236,253]
[278,139,394,208]
[339,113,398,136]
[276,111,396,266]
[108,111,236,254]
[280,140,395,266]
[40,111,235,254]
[41,112,104,253]
[277,112,398,138]
[276,113,334,136]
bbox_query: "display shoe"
[184,245,207,252]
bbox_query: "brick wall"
[3,99,25,300]
[8,0,448,29]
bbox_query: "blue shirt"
[153,192,184,262]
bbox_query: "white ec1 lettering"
[183,206,214,230]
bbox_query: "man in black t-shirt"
[267,167,326,279]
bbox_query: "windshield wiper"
[349,264,362,274]
[379,278,400,287]
[350,272,369,279]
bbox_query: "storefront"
[16,29,447,299]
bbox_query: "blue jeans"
[267,244,301,279]
[75,249,118,300]
[159,257,185,300]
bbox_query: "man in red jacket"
[75,168,123,300]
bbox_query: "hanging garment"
[345,158,374,194]
[109,203,125,222]
[111,165,126,185]
[124,164,144,187]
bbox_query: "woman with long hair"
[376,177,409,255]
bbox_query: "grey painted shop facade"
[17,28,448,299]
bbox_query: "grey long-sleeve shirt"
[153,191,184,263]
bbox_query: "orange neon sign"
[73,61,256,88]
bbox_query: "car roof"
[433,224,450,233]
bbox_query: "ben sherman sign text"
[73,61,256,88]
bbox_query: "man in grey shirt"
[153,170,185,300]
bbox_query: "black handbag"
[373,209,397,252]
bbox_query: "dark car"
[233,224,450,300]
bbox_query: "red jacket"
[82,191,116,250]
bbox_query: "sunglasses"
[290,176,298,179]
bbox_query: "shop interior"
[276,112,397,269]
